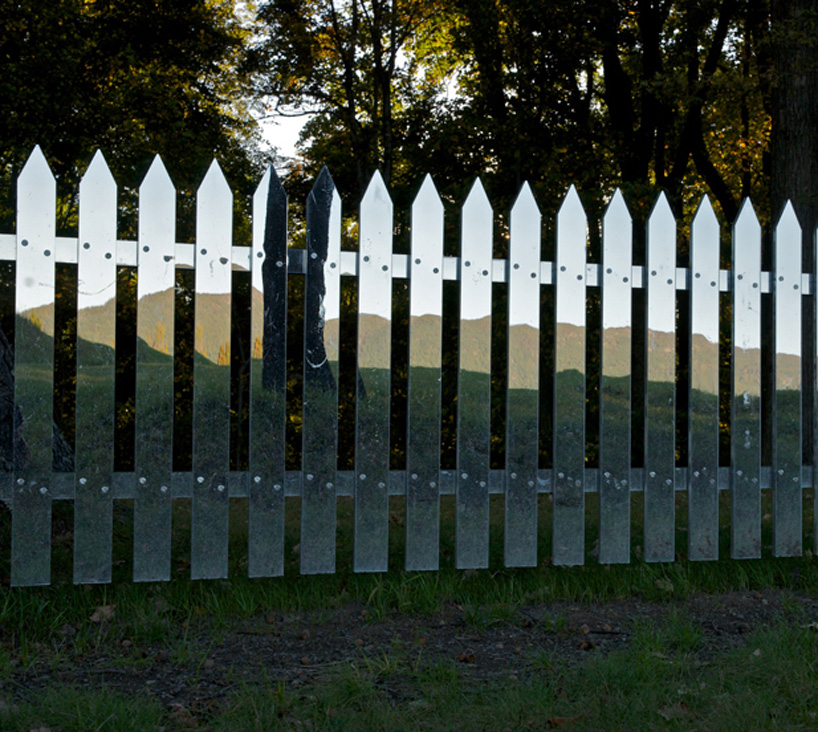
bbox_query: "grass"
[1,488,817,729]
[2,619,816,730]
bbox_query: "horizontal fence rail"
[1,146,816,585]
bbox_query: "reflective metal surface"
[191,161,232,579]
[133,156,176,582]
[553,186,587,566]
[301,168,341,574]
[505,183,540,568]
[12,147,55,586]
[599,189,631,564]
[248,167,287,577]
[355,171,392,572]
[74,151,116,584]
[731,201,762,558]
[405,175,443,571]
[773,203,802,556]
[688,197,720,560]
[456,179,492,568]
[644,194,676,562]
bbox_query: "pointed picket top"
[510,181,540,220]
[308,165,336,212]
[198,158,231,200]
[775,200,801,240]
[361,169,393,211]
[557,184,586,226]
[733,198,761,244]
[81,149,116,190]
[412,173,443,217]
[556,185,587,258]
[691,195,718,238]
[140,155,175,197]
[603,188,631,252]
[18,145,55,195]
[648,191,675,231]
[463,177,491,215]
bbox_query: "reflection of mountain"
[508,323,539,390]
[77,299,116,350]
[775,353,801,390]
[602,326,630,378]
[15,307,55,363]
[734,347,761,397]
[459,316,491,374]
[555,322,584,373]
[409,314,441,369]
[195,293,231,365]
[690,334,719,395]
[358,314,391,369]
[137,289,174,355]
[647,329,674,382]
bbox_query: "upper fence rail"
[1,146,815,585]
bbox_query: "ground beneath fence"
[3,588,817,724]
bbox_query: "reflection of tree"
[261,168,288,392]
[304,167,336,392]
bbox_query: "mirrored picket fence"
[0,146,813,586]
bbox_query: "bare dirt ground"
[3,588,817,717]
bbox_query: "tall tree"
[0,0,262,235]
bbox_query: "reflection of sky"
[775,204,802,357]
[138,156,177,298]
[78,152,117,310]
[556,187,586,328]
[196,161,233,295]
[17,147,56,312]
[602,190,631,330]
[359,172,393,317]
[733,201,762,352]
[646,195,676,334]
[324,188,343,322]
[410,176,443,318]
[691,197,719,344]
[460,179,492,321]
[509,184,540,328]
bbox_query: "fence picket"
[731,200,762,558]
[688,196,720,560]
[456,179,493,569]
[644,194,677,562]
[355,171,393,572]
[301,168,342,574]
[191,161,233,579]
[599,189,632,564]
[773,202,802,556]
[12,147,57,587]
[133,156,176,582]
[74,151,117,584]
[505,183,541,567]
[553,186,587,566]
[248,166,287,577]
[6,145,818,585]
[406,175,443,570]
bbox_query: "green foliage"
[0,0,265,237]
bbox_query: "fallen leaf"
[578,640,595,651]
[602,624,613,632]
[89,605,115,623]
[300,656,311,666]
[457,650,476,663]
[579,624,591,635]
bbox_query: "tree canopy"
[0,0,264,236]
[251,0,816,243]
